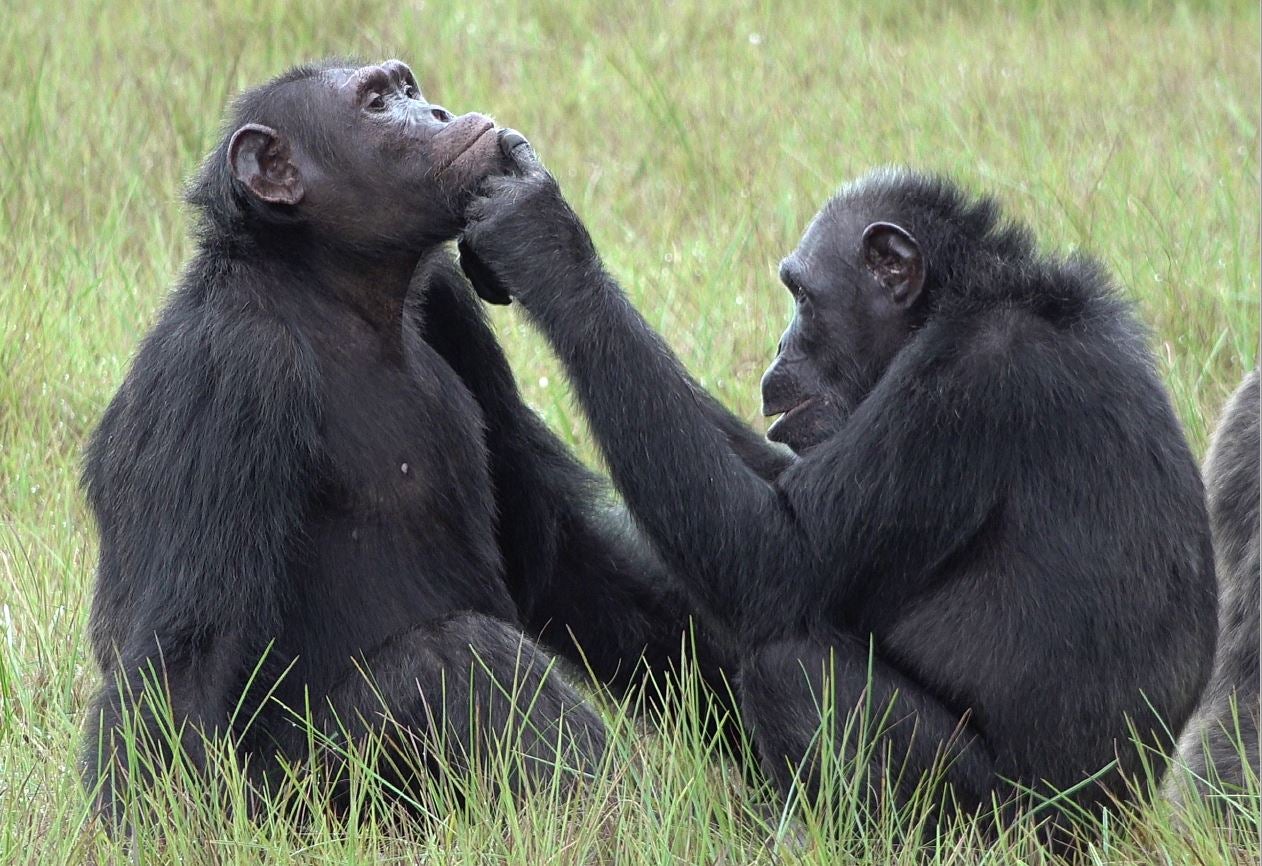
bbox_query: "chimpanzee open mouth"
[765,397,813,432]
[767,397,813,421]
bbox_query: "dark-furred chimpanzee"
[1170,368,1259,803]
[459,155,1219,831]
[81,60,727,828]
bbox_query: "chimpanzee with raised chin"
[460,157,1219,833]
[81,60,726,828]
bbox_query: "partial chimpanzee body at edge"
[1170,368,1260,803]
[81,60,726,827]
[460,158,1219,833]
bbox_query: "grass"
[0,0,1258,862]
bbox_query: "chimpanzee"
[1170,368,1259,803]
[459,156,1219,831]
[80,60,729,828]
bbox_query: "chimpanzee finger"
[497,128,541,175]
[458,236,512,305]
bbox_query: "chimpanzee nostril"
[430,106,454,123]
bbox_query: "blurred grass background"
[0,0,1257,863]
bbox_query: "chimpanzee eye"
[403,84,419,100]
[366,92,386,112]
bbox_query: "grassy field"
[1,0,1259,862]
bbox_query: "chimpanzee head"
[189,59,509,252]
[759,183,928,454]
[760,170,1042,454]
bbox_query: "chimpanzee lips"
[434,119,496,177]
[765,398,815,441]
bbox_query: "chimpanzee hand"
[458,130,598,307]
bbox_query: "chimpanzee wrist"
[515,255,614,328]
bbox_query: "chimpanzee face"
[760,201,926,455]
[226,60,510,251]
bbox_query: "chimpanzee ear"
[227,124,305,206]
[861,221,924,307]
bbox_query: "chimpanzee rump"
[459,158,1219,834]
[81,60,724,827]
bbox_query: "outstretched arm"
[411,254,737,694]
[459,174,811,641]
[82,307,322,824]
[459,169,1009,645]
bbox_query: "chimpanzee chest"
[299,321,510,627]
[321,345,491,519]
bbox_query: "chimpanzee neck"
[241,238,424,336]
[310,245,418,329]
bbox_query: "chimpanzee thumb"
[497,128,540,175]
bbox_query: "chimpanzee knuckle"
[521,171,560,200]
[483,174,527,199]
[461,221,494,254]
[471,218,517,255]
[459,225,484,253]
[463,202,485,227]
[472,194,531,235]
[504,183,560,227]
[539,170,562,192]
[477,210,516,243]
[477,176,506,198]
[466,195,496,224]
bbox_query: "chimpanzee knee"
[317,612,606,804]
[739,638,839,799]
[740,633,992,815]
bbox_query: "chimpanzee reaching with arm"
[459,151,1218,831]
[81,60,727,829]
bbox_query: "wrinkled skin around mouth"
[430,114,503,203]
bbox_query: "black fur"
[81,61,722,828]
[1170,368,1260,801]
[460,163,1218,833]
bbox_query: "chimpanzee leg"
[315,612,606,806]
[739,632,994,817]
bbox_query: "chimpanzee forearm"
[534,281,810,609]
[535,504,741,702]
[414,256,619,611]
[413,255,735,687]
[459,204,814,640]
[699,392,794,482]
